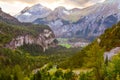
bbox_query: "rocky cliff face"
[104,47,120,60]
[0,8,57,51]
[16,0,120,41]
[5,29,57,52]
[15,4,52,22]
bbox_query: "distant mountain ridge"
[0,9,57,51]
[15,4,52,22]
[0,8,20,24]
[16,0,120,41]
[59,21,120,68]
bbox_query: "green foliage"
[105,53,120,80]
[100,22,120,51]
[55,69,63,78]
[0,22,50,46]
[79,72,92,80]
[13,65,24,80]
[64,69,75,80]
[83,42,105,80]
[19,44,43,56]
[59,44,71,48]
[32,71,41,80]
[61,22,120,69]
[0,45,81,80]
[0,67,12,80]
[59,24,120,79]
[31,65,77,80]
[1,16,120,80]
[19,44,81,66]
[59,44,90,68]
[0,33,12,45]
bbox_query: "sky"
[0,0,105,15]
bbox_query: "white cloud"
[0,0,106,15]
[0,1,32,15]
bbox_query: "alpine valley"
[0,0,120,80]
[16,0,120,41]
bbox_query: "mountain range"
[1,0,120,79]
[0,8,57,52]
[0,8,20,24]
[16,0,120,41]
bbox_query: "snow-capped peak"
[23,12,31,16]
[15,3,52,22]
[63,10,70,15]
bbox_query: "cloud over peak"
[0,0,106,15]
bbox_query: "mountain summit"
[16,4,52,22]
[16,1,120,40]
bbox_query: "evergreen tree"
[33,71,41,80]
[105,55,109,66]
[13,65,24,80]
[85,42,105,80]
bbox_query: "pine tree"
[85,42,105,80]
[105,55,109,66]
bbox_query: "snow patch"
[23,12,31,16]
[63,10,70,15]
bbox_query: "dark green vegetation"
[56,22,120,80]
[32,49,120,80]
[0,22,51,46]
[0,10,120,79]
[61,22,120,69]
[0,21,81,80]
[0,46,81,80]
[99,22,120,51]
[18,44,81,65]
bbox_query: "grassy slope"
[59,22,120,69]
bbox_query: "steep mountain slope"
[15,4,52,22]
[0,8,20,24]
[0,9,57,51]
[0,9,82,80]
[59,21,120,68]
[16,0,120,41]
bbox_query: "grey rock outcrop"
[16,0,120,41]
[104,47,120,60]
[5,29,57,52]
[15,4,52,22]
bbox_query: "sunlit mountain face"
[1,0,120,80]
[0,0,106,15]
[0,0,119,42]
[15,0,120,41]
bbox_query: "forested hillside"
[60,22,120,69]
[0,6,120,80]
[0,21,81,80]
[55,22,120,80]
[0,22,52,46]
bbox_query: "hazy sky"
[0,0,105,15]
